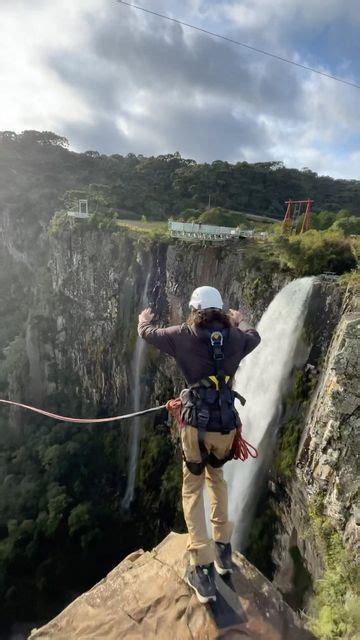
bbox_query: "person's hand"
[229,309,244,326]
[138,307,154,323]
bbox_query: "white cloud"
[223,0,360,34]
[0,0,101,132]
[0,0,359,178]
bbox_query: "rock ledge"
[30,533,314,639]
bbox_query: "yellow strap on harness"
[208,375,230,390]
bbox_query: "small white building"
[68,199,89,219]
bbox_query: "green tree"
[311,210,337,230]
[331,216,360,235]
[197,207,246,227]
[272,229,357,275]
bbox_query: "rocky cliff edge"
[30,533,314,640]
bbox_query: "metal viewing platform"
[168,220,267,242]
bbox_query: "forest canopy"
[1,131,360,229]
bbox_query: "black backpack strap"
[233,390,246,406]
[182,395,209,474]
[208,329,233,432]
[197,389,210,462]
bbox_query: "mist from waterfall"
[225,277,315,548]
[122,273,151,509]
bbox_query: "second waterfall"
[122,273,151,509]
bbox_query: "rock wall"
[40,224,292,417]
[299,284,359,561]
[2,218,356,632]
[46,225,357,583]
[272,283,359,593]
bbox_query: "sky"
[1,0,359,178]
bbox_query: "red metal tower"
[283,199,313,233]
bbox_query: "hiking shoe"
[214,541,233,575]
[187,563,216,603]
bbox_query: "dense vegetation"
[269,227,357,276]
[1,130,360,236]
[0,407,183,628]
[308,495,359,640]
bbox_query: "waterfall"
[122,273,151,509]
[25,313,43,403]
[225,277,315,548]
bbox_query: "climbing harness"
[174,328,258,475]
[166,398,257,463]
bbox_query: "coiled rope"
[231,429,258,461]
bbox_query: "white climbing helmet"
[189,286,223,310]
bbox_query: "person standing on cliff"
[138,286,261,604]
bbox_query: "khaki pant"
[181,425,235,566]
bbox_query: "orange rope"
[231,428,258,461]
[0,398,259,461]
[165,398,184,427]
[0,398,166,424]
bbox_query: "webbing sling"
[210,329,231,433]
[192,375,246,406]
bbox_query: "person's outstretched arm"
[138,308,179,357]
[229,309,261,356]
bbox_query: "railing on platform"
[67,211,89,219]
[168,220,267,241]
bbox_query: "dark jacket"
[138,319,261,385]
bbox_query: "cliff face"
[1,220,298,631]
[271,284,359,635]
[6,223,350,539]
[29,532,315,640]
[2,218,357,637]
[48,227,153,412]
[38,225,357,583]
[16,221,343,432]
[28,224,292,417]
[299,286,359,559]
